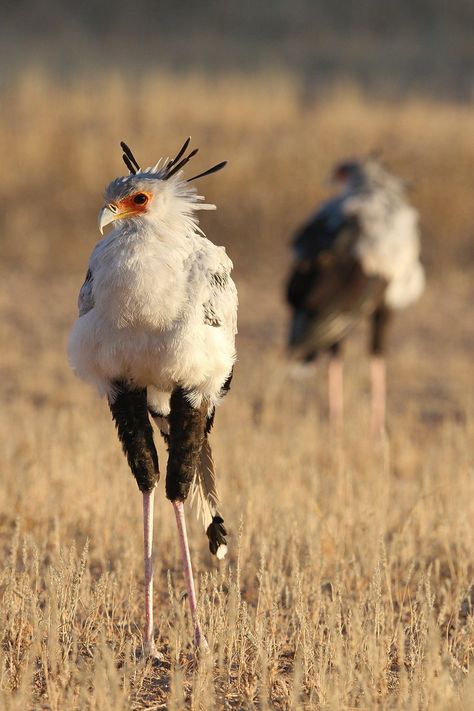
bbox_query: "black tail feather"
[206,515,228,556]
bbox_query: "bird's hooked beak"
[98,204,119,234]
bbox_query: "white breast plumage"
[68,173,237,403]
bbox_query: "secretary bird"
[286,157,424,432]
[68,139,237,655]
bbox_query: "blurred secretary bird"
[68,139,237,654]
[286,157,424,432]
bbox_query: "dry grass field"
[0,72,473,709]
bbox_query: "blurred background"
[2,0,474,97]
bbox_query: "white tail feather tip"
[216,544,228,560]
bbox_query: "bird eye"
[133,193,148,205]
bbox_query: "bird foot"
[141,639,166,664]
[194,626,210,654]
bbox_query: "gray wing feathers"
[293,271,386,352]
[203,273,225,326]
[201,253,238,335]
[288,249,387,355]
[78,269,94,316]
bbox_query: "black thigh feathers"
[108,381,159,493]
[110,376,232,556]
[166,388,208,502]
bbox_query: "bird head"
[331,153,404,195]
[98,139,227,234]
[331,159,365,189]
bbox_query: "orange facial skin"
[113,191,153,217]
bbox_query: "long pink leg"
[328,355,344,432]
[143,490,158,657]
[172,500,208,650]
[370,355,386,434]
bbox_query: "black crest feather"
[166,137,191,171]
[120,141,141,174]
[122,154,137,175]
[187,161,227,183]
[164,148,199,180]
[119,138,226,183]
